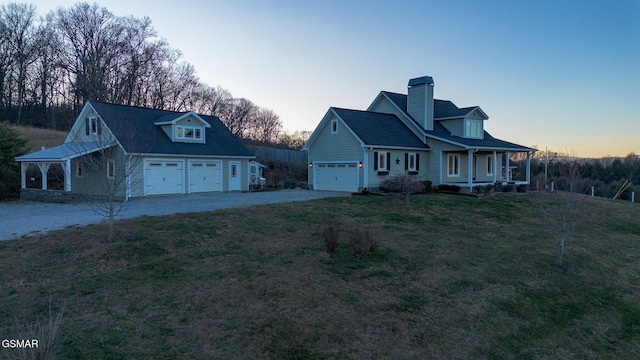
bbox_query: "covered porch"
[441,149,534,193]
[14,142,102,202]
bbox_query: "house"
[301,76,536,192]
[15,101,255,202]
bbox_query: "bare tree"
[541,155,587,267]
[72,126,146,241]
[247,107,282,143]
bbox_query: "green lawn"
[1,193,639,359]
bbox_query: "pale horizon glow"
[29,0,640,158]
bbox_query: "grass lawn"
[1,193,639,359]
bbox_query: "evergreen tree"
[0,122,29,198]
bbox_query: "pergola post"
[64,159,71,191]
[37,162,51,190]
[20,162,27,189]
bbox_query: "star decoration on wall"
[395,158,400,165]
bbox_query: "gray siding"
[366,149,429,189]
[439,119,464,137]
[307,115,364,187]
[71,146,127,199]
[423,138,465,184]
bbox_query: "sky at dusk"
[29,0,640,157]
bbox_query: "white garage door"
[314,163,359,192]
[189,161,221,193]
[144,160,184,195]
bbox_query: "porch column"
[363,148,369,189]
[37,162,51,190]
[505,152,510,182]
[526,152,531,185]
[438,151,442,185]
[467,149,473,193]
[20,162,27,189]
[125,158,131,201]
[492,151,497,183]
[63,159,71,191]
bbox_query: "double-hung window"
[107,160,115,178]
[448,153,460,177]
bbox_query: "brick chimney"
[407,76,434,131]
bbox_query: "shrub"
[437,184,460,193]
[4,299,65,360]
[367,231,380,252]
[380,174,426,193]
[320,223,340,254]
[0,123,29,199]
[423,180,433,192]
[347,228,367,258]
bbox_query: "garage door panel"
[189,161,221,193]
[314,162,358,192]
[144,160,184,195]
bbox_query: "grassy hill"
[12,125,68,153]
[0,193,638,359]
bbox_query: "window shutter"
[405,153,408,171]
[374,152,378,170]
[387,152,391,170]
[416,154,420,171]
[97,119,102,135]
[85,118,89,135]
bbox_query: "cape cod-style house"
[302,76,536,192]
[15,101,254,202]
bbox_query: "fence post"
[632,192,635,203]
[591,186,594,197]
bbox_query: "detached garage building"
[15,100,254,201]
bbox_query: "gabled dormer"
[437,106,489,140]
[154,112,211,144]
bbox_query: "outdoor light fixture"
[309,162,313,167]
[358,161,363,168]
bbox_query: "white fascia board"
[426,134,471,149]
[301,108,365,150]
[64,102,95,143]
[364,145,431,151]
[154,112,212,128]
[130,153,256,159]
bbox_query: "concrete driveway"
[0,190,350,241]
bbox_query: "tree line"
[512,150,640,201]
[0,2,307,147]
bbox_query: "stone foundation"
[20,188,73,203]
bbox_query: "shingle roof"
[332,108,428,149]
[89,101,253,157]
[381,92,533,151]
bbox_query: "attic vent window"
[89,116,98,135]
[331,119,338,134]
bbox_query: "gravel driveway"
[0,190,350,241]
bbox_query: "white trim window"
[407,153,417,172]
[447,153,460,177]
[378,152,388,171]
[89,116,98,135]
[486,155,493,176]
[107,160,115,178]
[331,119,338,134]
[76,162,83,177]
[465,120,483,139]
[176,125,203,140]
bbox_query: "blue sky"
[32,0,639,157]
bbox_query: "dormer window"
[176,125,203,140]
[465,120,483,139]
